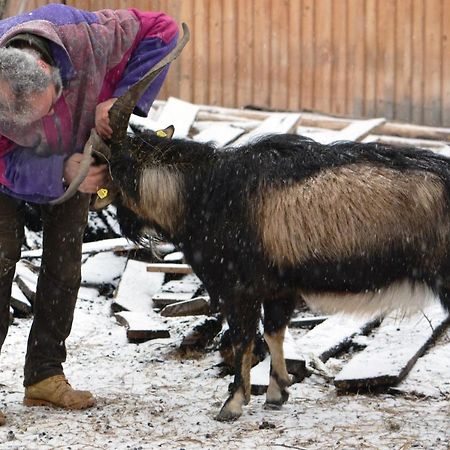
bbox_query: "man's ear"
[156,125,175,139]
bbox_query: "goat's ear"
[156,125,175,139]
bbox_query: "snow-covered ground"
[0,250,449,450]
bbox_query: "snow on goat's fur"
[108,129,450,420]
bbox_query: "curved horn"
[48,128,97,205]
[108,22,190,147]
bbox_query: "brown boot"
[0,410,5,426]
[23,375,96,410]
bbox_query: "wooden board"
[289,315,328,328]
[81,252,127,288]
[114,311,170,343]
[14,261,38,305]
[160,296,210,317]
[334,304,450,391]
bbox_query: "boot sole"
[23,397,96,409]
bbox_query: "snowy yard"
[0,248,449,450]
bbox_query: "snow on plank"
[192,122,246,146]
[334,304,450,391]
[112,259,164,315]
[10,282,32,317]
[232,113,301,146]
[81,252,127,288]
[153,96,199,138]
[251,315,379,393]
[22,237,136,259]
[311,117,386,144]
[14,261,38,305]
[114,311,170,343]
[289,315,328,328]
[390,340,450,398]
[152,274,203,308]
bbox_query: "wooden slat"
[222,0,237,108]
[330,0,347,116]
[160,296,210,317]
[423,0,442,126]
[313,0,332,114]
[146,263,193,274]
[300,0,315,110]
[411,0,425,124]
[115,311,170,343]
[236,0,253,107]
[364,0,378,118]
[287,0,301,111]
[208,0,222,106]
[395,0,413,123]
[334,304,450,391]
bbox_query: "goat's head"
[49,23,190,207]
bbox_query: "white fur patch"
[302,281,438,318]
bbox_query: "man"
[0,4,178,425]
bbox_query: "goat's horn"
[109,22,190,146]
[48,128,97,205]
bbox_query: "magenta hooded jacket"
[0,4,178,203]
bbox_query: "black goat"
[107,128,450,420]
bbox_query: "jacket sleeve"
[112,11,179,116]
[0,136,66,203]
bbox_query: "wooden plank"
[289,315,328,329]
[364,0,378,118]
[222,0,237,107]
[160,296,210,317]
[146,263,193,274]
[208,0,222,106]
[287,0,301,111]
[112,259,164,314]
[152,292,196,308]
[192,123,246,146]
[300,0,315,110]
[411,0,425,124]
[423,0,442,126]
[346,0,366,117]
[334,304,450,391]
[114,311,170,343]
[329,117,387,143]
[232,113,301,146]
[154,97,199,138]
[395,0,413,123]
[250,315,379,392]
[330,0,347,116]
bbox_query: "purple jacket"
[0,4,178,203]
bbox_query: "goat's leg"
[216,299,260,421]
[263,296,296,408]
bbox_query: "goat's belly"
[301,281,438,317]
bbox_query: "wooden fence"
[3,0,450,127]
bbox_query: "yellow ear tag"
[156,130,167,138]
[97,188,108,199]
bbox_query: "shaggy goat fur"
[109,132,450,420]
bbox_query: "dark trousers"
[0,191,90,386]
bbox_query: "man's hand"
[95,98,117,139]
[63,153,110,194]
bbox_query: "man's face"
[25,59,60,123]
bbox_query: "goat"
[106,127,450,420]
[56,23,450,421]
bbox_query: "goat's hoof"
[264,401,283,410]
[215,405,242,422]
[265,389,289,408]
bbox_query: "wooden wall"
[4,0,450,126]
